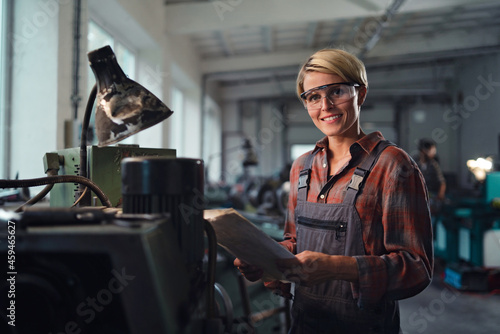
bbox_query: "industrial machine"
[0,45,223,333]
[434,170,500,291]
[0,156,229,334]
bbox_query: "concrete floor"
[399,272,500,334]
[217,257,500,334]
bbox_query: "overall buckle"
[298,170,310,189]
[348,168,367,191]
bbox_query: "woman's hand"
[276,251,358,286]
[233,258,263,282]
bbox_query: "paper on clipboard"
[204,208,297,281]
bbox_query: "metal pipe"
[237,273,253,320]
[203,219,217,319]
[78,84,97,206]
[71,0,82,120]
[358,0,407,59]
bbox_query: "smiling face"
[302,71,367,140]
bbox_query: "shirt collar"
[313,131,386,155]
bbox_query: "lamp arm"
[80,84,97,179]
[75,84,98,206]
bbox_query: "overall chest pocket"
[296,216,348,255]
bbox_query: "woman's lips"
[322,114,342,122]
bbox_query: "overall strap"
[343,140,395,205]
[297,149,319,202]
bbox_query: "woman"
[234,49,433,333]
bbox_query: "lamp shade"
[87,45,173,146]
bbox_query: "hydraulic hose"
[14,183,54,213]
[14,169,58,212]
[0,175,112,207]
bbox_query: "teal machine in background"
[434,172,500,291]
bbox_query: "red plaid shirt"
[282,132,433,306]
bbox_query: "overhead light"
[466,157,493,182]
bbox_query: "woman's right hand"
[233,258,263,282]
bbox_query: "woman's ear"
[357,86,367,106]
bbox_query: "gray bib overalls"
[290,140,401,334]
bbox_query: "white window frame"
[0,0,11,178]
[170,87,185,155]
[290,143,314,161]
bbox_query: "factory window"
[86,20,137,144]
[170,87,184,155]
[290,144,314,161]
[0,0,8,177]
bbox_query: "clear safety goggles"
[300,82,361,109]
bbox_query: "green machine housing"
[48,146,176,207]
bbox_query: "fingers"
[233,258,245,267]
[233,258,263,282]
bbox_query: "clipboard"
[204,208,297,281]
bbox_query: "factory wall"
[217,53,500,193]
[401,103,460,179]
[456,53,500,189]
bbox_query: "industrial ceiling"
[163,0,500,98]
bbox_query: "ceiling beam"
[262,26,274,52]
[202,24,500,74]
[164,0,496,35]
[350,0,383,12]
[217,30,234,56]
[165,0,378,35]
[369,25,500,59]
[357,0,407,59]
[202,49,315,74]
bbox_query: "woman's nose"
[320,95,334,109]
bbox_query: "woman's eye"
[331,88,343,96]
[308,94,321,102]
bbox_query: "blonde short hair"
[296,49,368,99]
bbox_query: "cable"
[0,175,112,208]
[80,84,96,180]
[14,183,53,213]
[71,186,88,208]
[14,170,58,213]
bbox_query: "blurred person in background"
[415,138,446,215]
